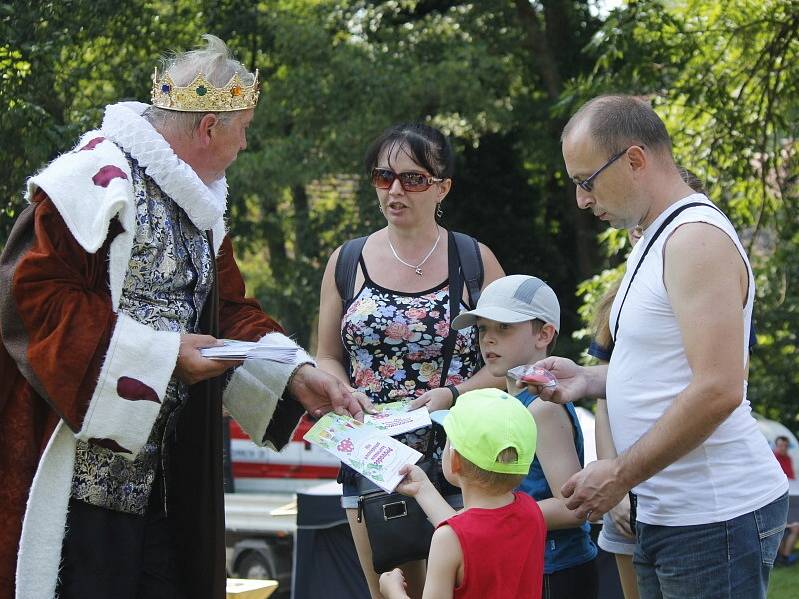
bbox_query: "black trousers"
[543,558,599,599]
[56,497,187,599]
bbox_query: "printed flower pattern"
[337,438,354,453]
[342,280,479,451]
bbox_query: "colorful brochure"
[364,400,432,436]
[303,412,422,493]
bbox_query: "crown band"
[151,67,260,112]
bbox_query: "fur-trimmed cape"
[0,103,310,599]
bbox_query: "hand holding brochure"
[363,400,432,436]
[200,338,298,362]
[303,412,422,493]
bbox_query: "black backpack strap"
[451,231,484,309]
[334,236,368,310]
[612,201,727,342]
[334,236,367,383]
[440,231,463,388]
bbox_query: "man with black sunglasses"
[522,95,788,599]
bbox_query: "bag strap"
[335,235,368,310]
[439,231,463,390]
[612,201,726,342]
[452,231,484,309]
[334,236,368,380]
[335,231,478,393]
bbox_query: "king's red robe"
[1,129,306,599]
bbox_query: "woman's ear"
[437,178,452,200]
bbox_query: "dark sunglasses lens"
[371,168,395,189]
[399,172,429,192]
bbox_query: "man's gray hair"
[144,34,254,135]
[561,95,673,157]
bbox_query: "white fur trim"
[212,220,226,254]
[76,313,180,460]
[15,421,76,599]
[26,134,134,254]
[223,333,314,450]
[101,102,227,231]
[25,133,138,310]
[25,115,227,309]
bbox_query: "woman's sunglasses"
[370,167,444,192]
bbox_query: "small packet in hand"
[507,365,558,388]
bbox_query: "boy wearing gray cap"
[451,275,599,599]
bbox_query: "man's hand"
[379,568,410,599]
[560,458,630,521]
[515,357,590,404]
[410,386,454,411]
[289,365,375,420]
[174,334,241,385]
[395,463,435,498]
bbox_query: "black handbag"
[355,458,437,573]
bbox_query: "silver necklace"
[388,230,441,276]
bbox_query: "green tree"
[570,0,799,427]
[217,0,607,349]
[0,1,210,239]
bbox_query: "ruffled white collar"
[100,102,227,230]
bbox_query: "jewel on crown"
[151,67,260,112]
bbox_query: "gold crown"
[151,67,260,112]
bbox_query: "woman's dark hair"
[364,123,455,179]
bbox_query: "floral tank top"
[341,256,480,451]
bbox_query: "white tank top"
[606,193,787,526]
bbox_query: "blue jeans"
[634,493,788,599]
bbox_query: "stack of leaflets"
[303,412,423,493]
[200,338,297,362]
[363,400,432,436]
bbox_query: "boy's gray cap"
[451,274,560,332]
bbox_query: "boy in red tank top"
[380,388,546,599]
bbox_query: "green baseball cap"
[430,388,536,475]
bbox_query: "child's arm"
[594,398,618,460]
[594,399,634,536]
[528,400,593,529]
[421,525,461,599]
[395,464,456,527]
[379,568,411,599]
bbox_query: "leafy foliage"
[2,0,797,427]
[569,0,799,427]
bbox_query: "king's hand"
[288,365,374,421]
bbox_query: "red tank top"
[440,491,545,599]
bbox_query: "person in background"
[379,388,546,599]
[316,123,505,597]
[589,168,705,599]
[774,436,795,480]
[773,436,799,566]
[588,275,639,599]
